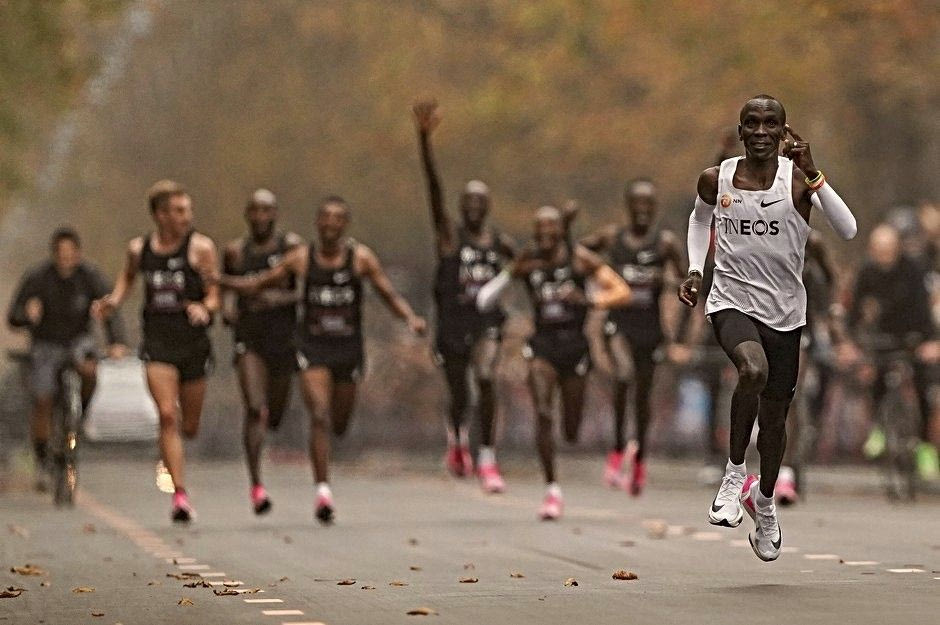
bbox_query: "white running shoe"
[741,475,782,562]
[708,467,746,528]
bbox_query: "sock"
[546,482,562,497]
[445,427,458,447]
[755,488,774,509]
[478,446,496,466]
[174,486,187,495]
[726,459,746,476]
[316,482,332,498]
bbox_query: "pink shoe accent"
[478,463,506,494]
[251,484,267,505]
[315,492,335,525]
[603,450,625,488]
[539,493,564,520]
[444,445,465,477]
[740,474,759,518]
[775,476,798,506]
[171,491,195,523]
[459,446,474,476]
[628,459,647,496]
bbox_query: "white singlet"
[705,156,811,331]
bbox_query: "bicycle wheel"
[53,369,81,507]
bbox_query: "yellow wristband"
[805,170,825,189]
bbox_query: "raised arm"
[89,265,127,348]
[413,98,453,254]
[574,245,631,309]
[356,244,426,335]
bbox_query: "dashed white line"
[281,622,326,625]
[201,572,228,578]
[244,598,284,604]
[262,609,304,616]
[887,568,924,573]
[178,564,211,570]
[167,557,197,564]
[804,554,840,560]
[842,561,879,566]
[691,531,723,541]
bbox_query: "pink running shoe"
[251,484,272,515]
[538,491,564,521]
[739,474,760,519]
[459,445,474,476]
[444,445,465,477]
[628,459,647,496]
[315,492,335,525]
[478,463,506,494]
[171,491,196,524]
[603,450,625,488]
[775,467,798,507]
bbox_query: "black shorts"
[141,334,213,383]
[709,308,803,400]
[605,309,664,352]
[434,324,502,367]
[234,340,297,376]
[524,329,591,378]
[296,340,363,383]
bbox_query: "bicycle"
[8,349,83,507]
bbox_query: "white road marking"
[178,564,211,570]
[804,554,840,560]
[167,557,197,564]
[729,539,749,547]
[201,572,228,578]
[262,609,304,616]
[887,568,924,573]
[244,598,283,604]
[842,561,879,566]
[208,580,243,586]
[781,546,799,553]
[691,531,723,541]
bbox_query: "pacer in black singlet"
[94,180,220,523]
[479,205,630,520]
[222,188,302,515]
[414,98,517,490]
[220,196,426,525]
[580,178,683,495]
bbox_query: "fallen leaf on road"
[612,570,638,581]
[337,579,356,586]
[166,572,201,580]
[40,581,51,587]
[406,607,438,616]
[510,572,525,578]
[83,524,96,534]
[183,580,211,588]
[407,538,419,546]
[238,588,262,594]
[459,577,478,584]
[147,581,159,586]
[0,589,24,599]
[213,589,239,596]
[7,525,30,539]
[91,611,104,617]
[72,586,95,593]
[178,597,194,606]
[643,520,668,539]
[409,566,422,571]
[361,585,376,590]
[564,578,579,587]
[389,581,409,587]
[11,564,45,576]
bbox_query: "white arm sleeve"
[687,195,715,274]
[476,269,512,312]
[811,182,857,240]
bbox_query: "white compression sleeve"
[476,269,512,312]
[687,196,715,274]
[811,182,857,240]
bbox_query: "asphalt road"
[2,451,939,625]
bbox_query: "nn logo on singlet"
[719,216,781,236]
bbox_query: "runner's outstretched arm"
[357,244,427,335]
[413,99,453,253]
[219,246,306,295]
[92,237,143,319]
[575,245,631,309]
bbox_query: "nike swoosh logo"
[760,198,784,208]
[711,500,723,513]
[772,530,782,550]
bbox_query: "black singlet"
[141,229,207,344]
[231,233,297,348]
[299,241,363,350]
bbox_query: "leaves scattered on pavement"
[1,588,25,599]
[612,570,638,581]
[458,577,478,583]
[40,581,50,587]
[337,579,357,585]
[407,607,438,616]
[510,572,525,578]
[167,572,202,580]
[10,564,45,576]
[183,580,211,588]
[7,525,30,539]
[361,585,376,590]
[212,588,240,596]
[72,586,95,593]
[178,597,194,606]
[564,578,579,587]
[91,611,104,617]
[389,581,409,587]
[409,565,422,571]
